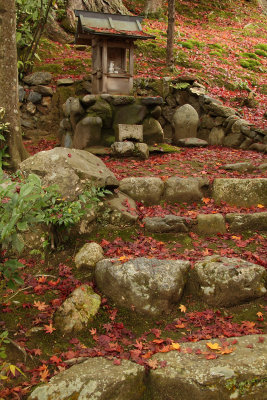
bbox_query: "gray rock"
[226,212,267,232]
[141,97,164,105]
[176,138,208,147]
[19,148,118,200]
[134,143,149,159]
[73,116,102,149]
[95,258,190,316]
[144,215,188,233]
[149,335,267,400]
[28,358,145,400]
[162,105,176,123]
[223,133,244,147]
[117,124,143,142]
[78,209,96,235]
[111,95,135,106]
[80,94,96,107]
[221,162,254,172]
[111,141,135,157]
[209,127,225,145]
[89,98,113,128]
[197,214,226,235]
[258,162,267,171]
[164,177,209,203]
[18,85,25,102]
[34,85,53,96]
[104,191,138,225]
[190,255,266,306]
[113,104,148,127]
[54,285,101,333]
[240,137,253,149]
[231,119,251,134]
[57,78,74,86]
[207,103,236,118]
[143,117,164,144]
[189,86,206,96]
[27,91,42,104]
[150,105,162,119]
[75,242,104,269]
[82,80,92,93]
[166,95,176,108]
[21,118,36,129]
[223,115,240,133]
[61,131,73,148]
[23,72,52,86]
[62,97,84,117]
[212,178,267,207]
[200,114,216,129]
[249,143,267,152]
[119,177,164,205]
[25,102,36,115]
[173,104,199,142]
[197,128,210,142]
[214,116,224,126]
[60,118,72,131]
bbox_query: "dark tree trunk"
[166,0,175,66]
[0,0,28,169]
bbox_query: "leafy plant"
[0,331,25,384]
[16,0,55,75]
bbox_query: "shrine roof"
[74,10,155,41]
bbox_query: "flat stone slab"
[28,358,145,400]
[221,162,254,172]
[149,335,267,400]
[144,215,188,233]
[190,255,266,307]
[57,78,74,86]
[120,177,164,205]
[176,138,208,147]
[118,124,143,142]
[164,177,209,203]
[212,178,267,207]
[225,212,267,231]
[95,258,190,316]
[141,97,164,105]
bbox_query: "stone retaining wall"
[19,72,267,153]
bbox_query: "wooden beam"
[102,40,108,93]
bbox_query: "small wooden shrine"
[74,10,155,95]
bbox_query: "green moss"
[148,143,181,153]
[208,43,225,51]
[241,52,259,60]
[33,63,62,74]
[240,58,261,70]
[178,39,204,50]
[254,49,267,57]
[136,41,166,58]
[255,43,267,51]
[102,134,115,146]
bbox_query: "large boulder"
[173,104,199,142]
[164,177,209,203]
[209,127,225,145]
[53,285,101,333]
[73,116,102,149]
[95,258,190,316]
[28,358,145,400]
[119,177,164,205]
[212,178,267,207]
[149,335,267,400]
[190,255,266,306]
[143,117,164,144]
[19,148,118,200]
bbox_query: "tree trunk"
[144,0,163,16]
[69,0,130,14]
[0,0,28,169]
[166,0,175,66]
